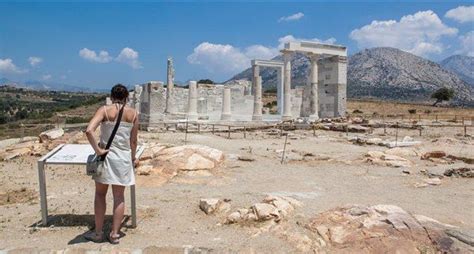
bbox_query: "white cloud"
[116,47,142,69]
[79,48,112,63]
[28,56,43,67]
[42,74,52,80]
[445,6,474,23]
[187,42,250,74]
[187,35,337,74]
[279,12,304,22]
[350,10,458,56]
[456,31,474,57]
[0,58,27,74]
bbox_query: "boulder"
[138,144,225,177]
[306,204,465,253]
[39,128,64,143]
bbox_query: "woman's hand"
[133,158,140,168]
[96,148,109,156]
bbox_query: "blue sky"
[0,1,473,89]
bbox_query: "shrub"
[408,109,416,114]
[431,88,454,106]
[353,109,363,114]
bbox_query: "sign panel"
[46,144,144,164]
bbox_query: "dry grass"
[348,99,473,118]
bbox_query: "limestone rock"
[306,204,465,253]
[424,178,442,186]
[39,128,64,143]
[199,198,231,215]
[199,198,220,215]
[252,203,280,221]
[0,147,31,161]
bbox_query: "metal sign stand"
[37,144,144,228]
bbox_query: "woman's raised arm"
[86,106,108,156]
[130,110,139,167]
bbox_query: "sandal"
[107,232,120,244]
[84,231,104,243]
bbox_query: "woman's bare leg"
[111,185,125,236]
[94,182,109,234]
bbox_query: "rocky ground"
[0,121,473,253]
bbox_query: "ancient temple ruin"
[124,41,347,126]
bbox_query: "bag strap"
[100,103,125,160]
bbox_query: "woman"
[84,84,139,244]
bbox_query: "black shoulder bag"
[86,104,125,176]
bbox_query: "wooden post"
[395,123,399,147]
[281,133,288,164]
[197,124,200,134]
[228,126,231,139]
[419,128,422,136]
[418,114,421,122]
[280,125,283,137]
[243,126,247,139]
[312,125,316,136]
[212,124,215,134]
[462,117,465,125]
[184,119,189,144]
[435,115,438,122]
[464,126,467,137]
[454,115,457,123]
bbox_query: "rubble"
[199,198,231,215]
[225,195,301,225]
[443,168,474,178]
[364,151,412,168]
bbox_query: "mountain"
[0,78,103,93]
[440,55,474,87]
[228,47,473,106]
[348,48,472,105]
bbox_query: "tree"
[197,79,214,84]
[431,88,454,106]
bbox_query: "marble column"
[221,87,232,121]
[134,85,142,113]
[308,53,319,121]
[165,57,175,114]
[276,67,283,114]
[251,64,259,96]
[252,75,263,121]
[281,50,293,121]
[187,81,198,121]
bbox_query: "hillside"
[228,47,473,106]
[440,55,474,87]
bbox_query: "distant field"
[0,86,106,139]
[347,99,474,120]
